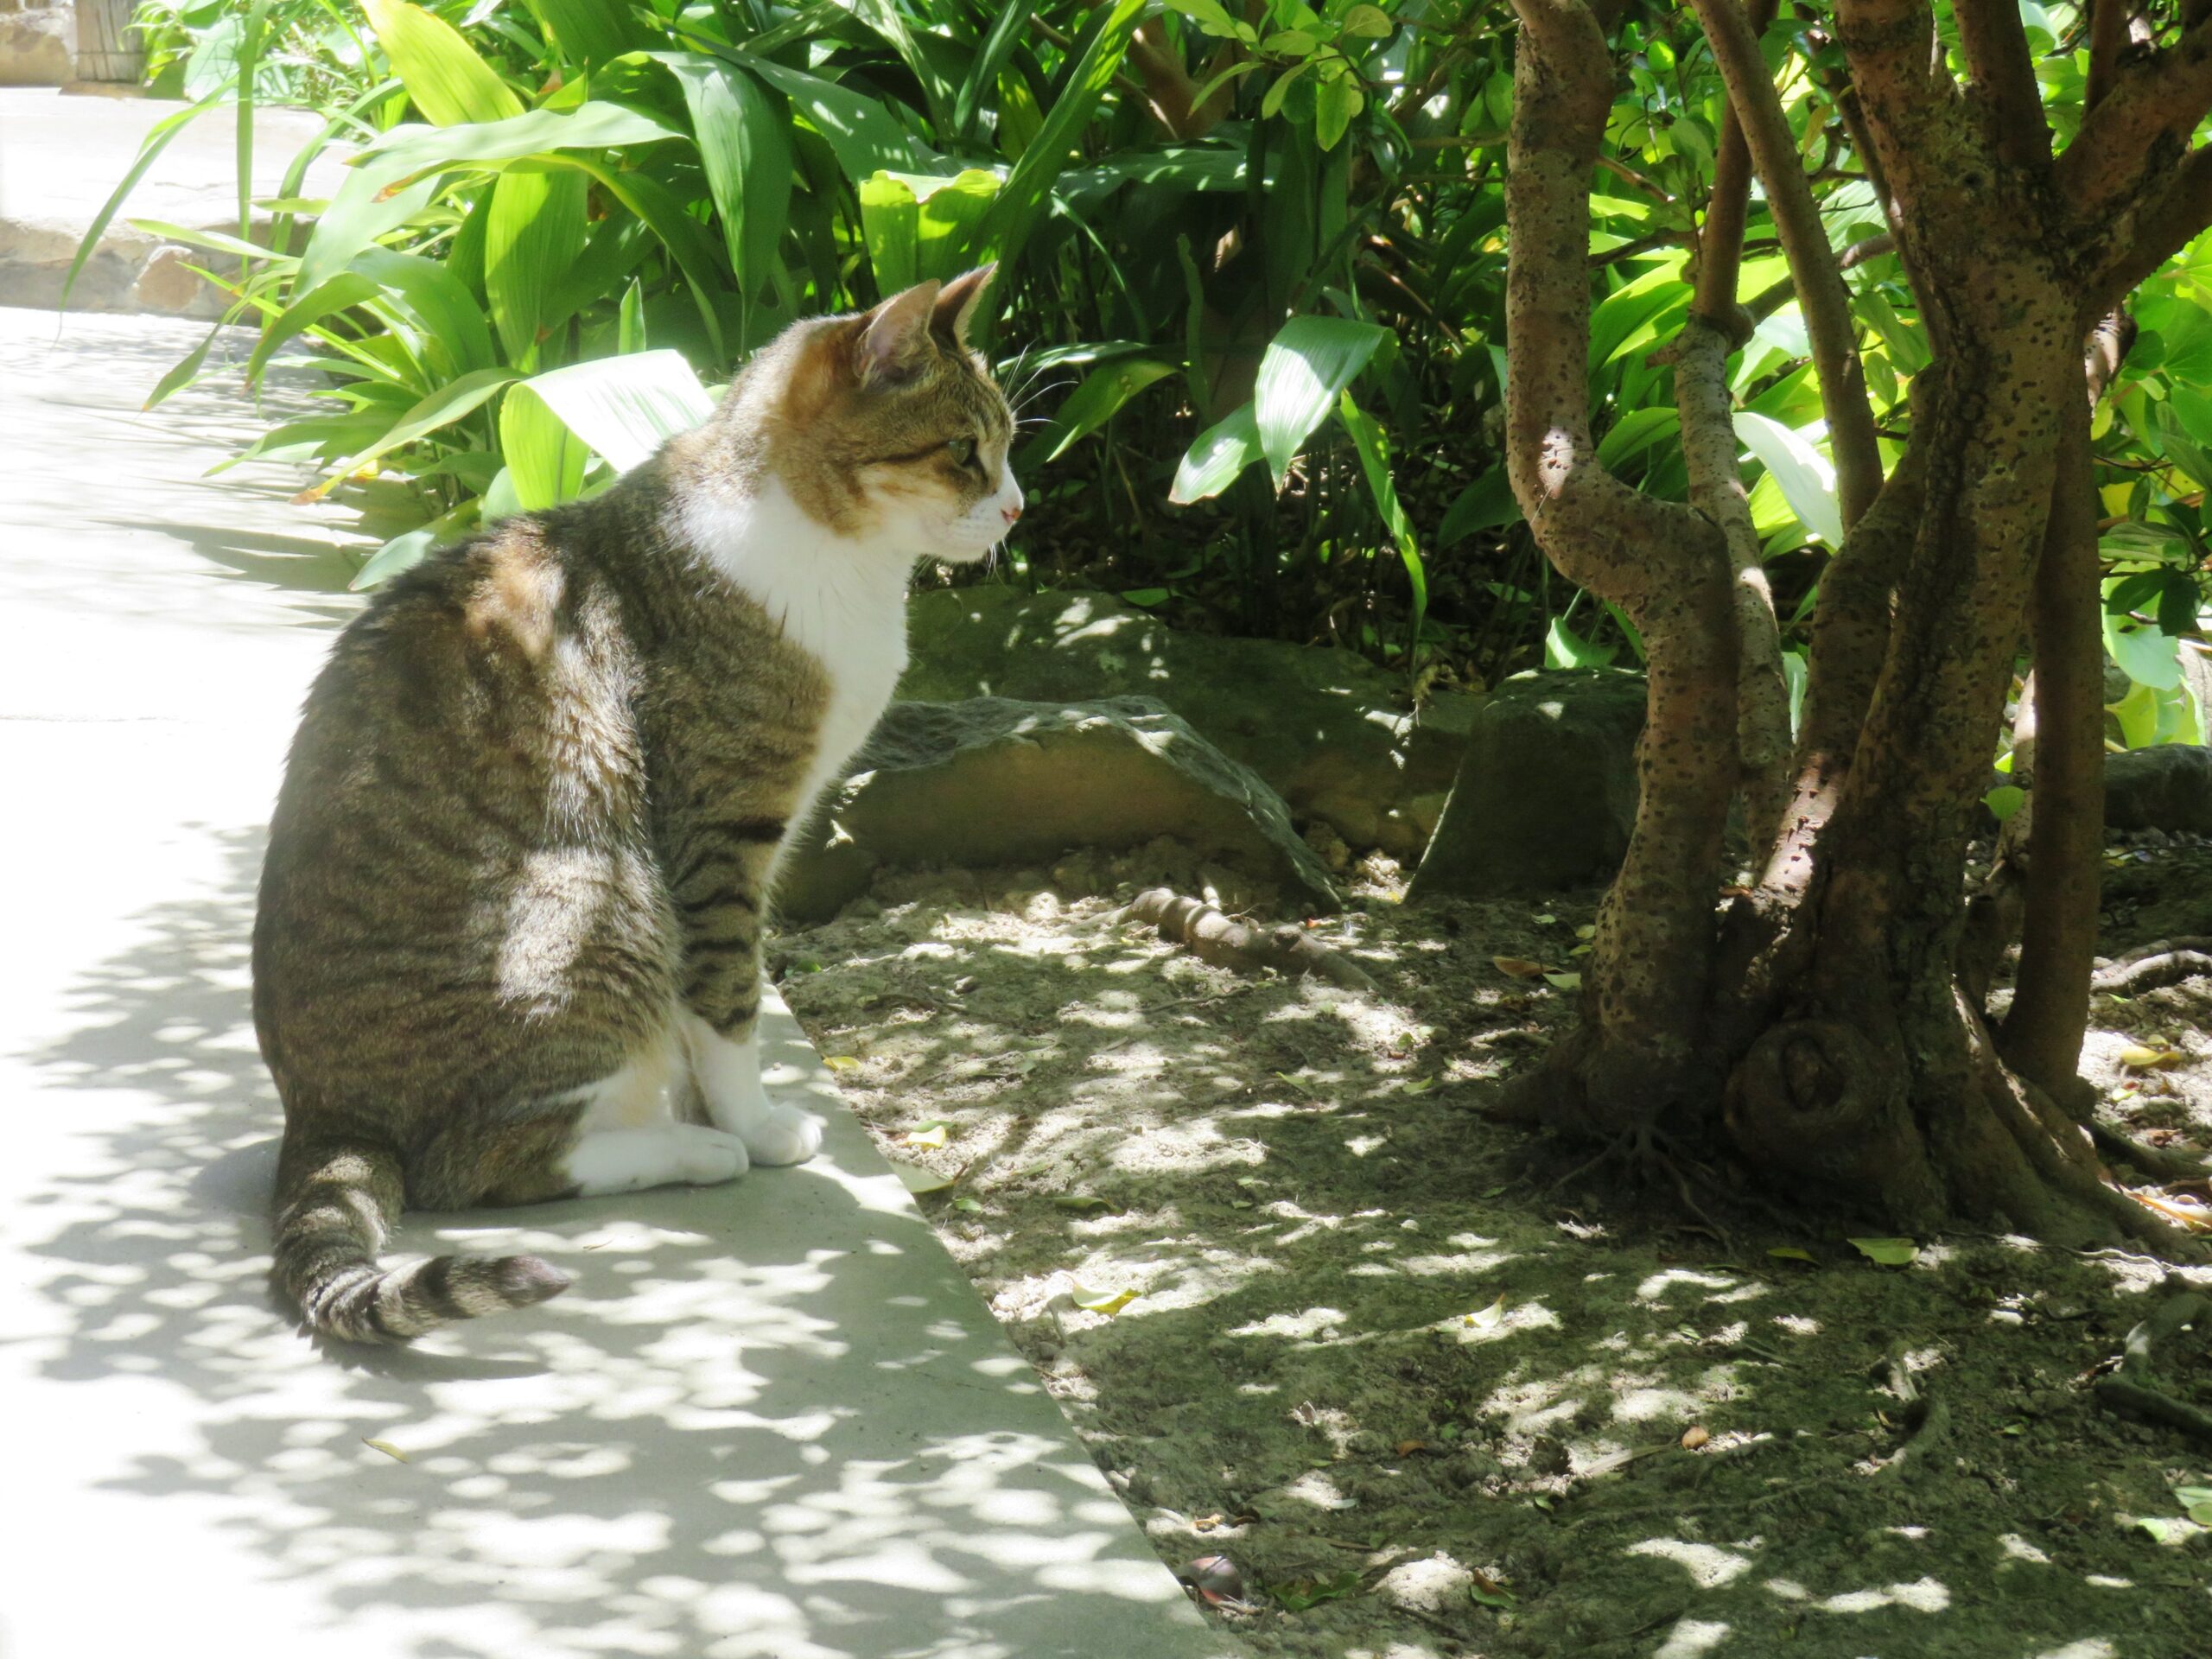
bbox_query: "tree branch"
[1690,0,1885,528]
[2056,16,2212,228]
[2085,0,2129,112]
[1692,0,1783,324]
[2087,145,2212,322]
[1505,0,1740,1117]
[1953,0,2053,168]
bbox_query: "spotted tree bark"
[1496,0,2212,1243]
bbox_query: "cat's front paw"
[741,1102,824,1166]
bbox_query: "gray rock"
[900,586,1478,856]
[776,696,1341,923]
[1406,668,1647,899]
[2106,744,2212,833]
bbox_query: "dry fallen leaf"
[823,1054,862,1071]
[1768,1245,1816,1264]
[1069,1281,1141,1316]
[1491,956,1547,979]
[1395,1439,1435,1457]
[903,1121,950,1148]
[1681,1425,1711,1451]
[1542,971,1583,992]
[362,1438,410,1464]
[1463,1294,1508,1330]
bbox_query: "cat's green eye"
[945,436,976,467]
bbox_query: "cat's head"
[756,267,1021,564]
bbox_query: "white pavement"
[0,308,1234,1659]
[0,86,346,312]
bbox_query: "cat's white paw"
[673,1123,752,1183]
[739,1102,824,1167]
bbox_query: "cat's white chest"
[682,480,912,824]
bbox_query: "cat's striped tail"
[270,1134,571,1343]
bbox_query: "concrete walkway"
[0,86,346,311]
[0,309,1231,1657]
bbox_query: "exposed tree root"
[2090,1120,2212,1184]
[1121,888,1380,993]
[1877,1348,1948,1480]
[2094,1290,2212,1446]
[2091,938,2212,997]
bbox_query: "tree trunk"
[1490,0,2212,1250]
[74,0,143,84]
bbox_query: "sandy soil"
[774,839,2212,1659]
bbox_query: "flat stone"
[901,586,1478,857]
[0,86,343,313]
[0,308,1232,1659]
[780,695,1341,922]
[2106,743,2212,834]
[1407,668,1648,899]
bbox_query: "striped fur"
[257,273,1020,1343]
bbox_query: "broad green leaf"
[1596,406,1680,471]
[1342,4,1394,35]
[351,247,497,380]
[736,54,916,182]
[556,156,728,360]
[526,0,643,67]
[912,169,1001,280]
[143,322,224,410]
[846,0,956,136]
[1166,0,1243,38]
[351,499,475,589]
[977,0,1145,274]
[518,350,715,472]
[1032,358,1177,464]
[303,365,519,499]
[245,269,385,386]
[1984,785,2026,823]
[1737,411,1844,547]
[352,103,689,194]
[485,164,588,365]
[2106,611,2183,691]
[1314,74,1363,150]
[859,173,921,291]
[890,1159,956,1193]
[361,0,524,126]
[1171,404,1262,503]
[500,384,586,510]
[1440,470,1519,543]
[658,57,793,302]
[1254,315,1389,486]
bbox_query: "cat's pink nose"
[1001,503,1022,524]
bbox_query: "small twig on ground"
[1121,889,1382,993]
[2092,937,2212,996]
[2094,1288,2212,1445]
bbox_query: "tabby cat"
[255,269,1020,1343]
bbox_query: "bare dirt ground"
[774,838,2212,1659]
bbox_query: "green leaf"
[361,0,524,126]
[1254,315,1389,486]
[977,0,1145,274]
[303,365,520,499]
[1737,411,1845,547]
[1314,73,1363,150]
[658,56,793,302]
[1596,406,1681,471]
[485,165,589,365]
[1261,58,1310,118]
[142,322,225,411]
[518,350,715,472]
[1338,391,1424,645]
[1546,617,1617,669]
[351,500,475,589]
[1440,470,1520,543]
[957,0,1033,139]
[1341,4,1394,36]
[526,0,643,67]
[1848,1236,1920,1266]
[1030,357,1177,464]
[353,103,689,193]
[1263,29,1318,54]
[735,53,917,183]
[1170,404,1262,503]
[2107,608,2183,691]
[1166,0,1244,39]
[1984,785,2027,824]
[1070,1281,1141,1315]
[858,173,921,292]
[500,384,586,510]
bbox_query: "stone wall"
[0,0,73,87]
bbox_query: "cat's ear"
[932,264,996,346]
[853,280,941,389]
